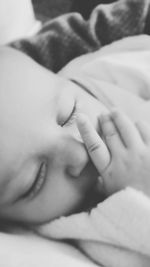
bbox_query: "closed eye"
[61,100,77,127]
[19,161,47,201]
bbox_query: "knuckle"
[87,142,101,153]
[105,131,117,140]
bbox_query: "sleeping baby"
[0,35,150,267]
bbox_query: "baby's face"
[0,48,105,224]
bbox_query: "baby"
[1,34,150,228]
[0,46,106,225]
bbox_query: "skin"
[0,47,108,225]
[77,110,150,198]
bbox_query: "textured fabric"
[32,0,72,22]
[38,188,150,267]
[11,0,150,72]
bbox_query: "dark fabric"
[71,0,117,19]
[11,0,150,73]
[32,0,72,22]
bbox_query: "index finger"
[77,114,110,174]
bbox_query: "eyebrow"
[70,77,114,109]
[70,78,98,99]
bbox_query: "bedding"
[0,231,97,267]
[11,0,150,72]
[38,188,150,267]
[0,0,41,45]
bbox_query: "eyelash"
[61,101,77,127]
[21,161,47,200]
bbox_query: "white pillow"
[0,0,41,44]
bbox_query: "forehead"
[0,47,61,122]
[0,47,54,94]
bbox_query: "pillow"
[0,231,96,267]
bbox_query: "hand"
[77,110,150,197]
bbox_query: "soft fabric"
[0,0,41,45]
[38,188,150,267]
[0,231,97,267]
[32,0,72,22]
[36,35,150,267]
[11,0,150,72]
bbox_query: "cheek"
[41,173,84,215]
[19,173,85,223]
[2,179,83,224]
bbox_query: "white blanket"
[38,188,150,267]
[0,230,97,267]
[0,0,41,44]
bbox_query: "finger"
[136,120,150,144]
[76,113,110,173]
[111,109,143,148]
[100,113,124,155]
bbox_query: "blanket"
[37,188,150,267]
[11,0,150,72]
[0,230,97,267]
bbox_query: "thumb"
[76,113,110,174]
